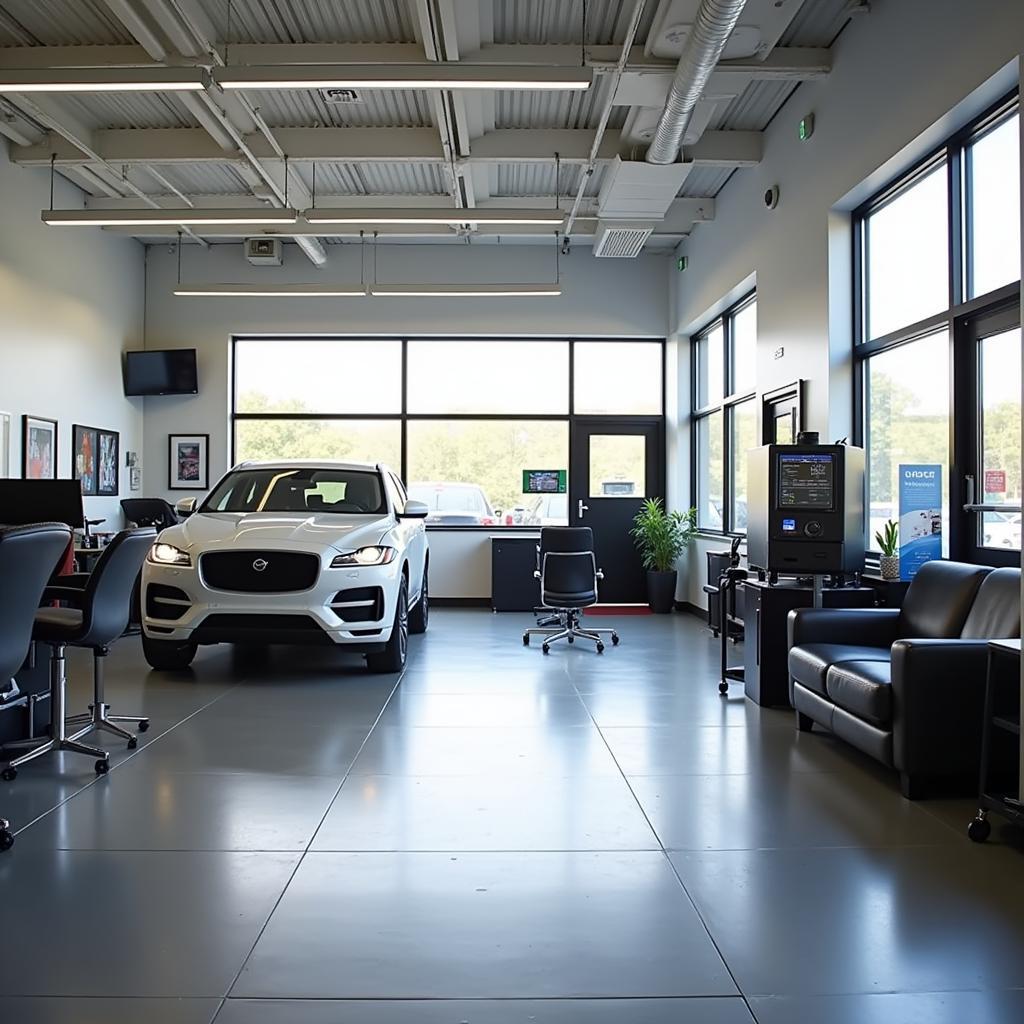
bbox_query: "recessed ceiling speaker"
[763,185,780,210]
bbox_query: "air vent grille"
[593,222,654,258]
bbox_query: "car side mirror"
[175,497,198,518]
[398,499,429,520]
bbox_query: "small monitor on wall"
[0,479,84,529]
[523,470,567,494]
[123,349,198,396]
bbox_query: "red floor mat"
[584,605,652,616]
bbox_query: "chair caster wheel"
[0,829,13,852]
[611,634,619,645]
[596,642,605,654]
[719,681,729,694]
[968,816,991,843]
[127,737,138,750]
[2,767,17,782]
[522,635,529,646]
[95,759,110,775]
[542,643,550,655]
[138,720,150,733]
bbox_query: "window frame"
[230,336,666,531]
[691,291,758,536]
[853,90,1021,562]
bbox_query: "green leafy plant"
[875,519,899,557]
[630,498,698,572]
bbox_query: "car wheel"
[367,576,409,673]
[142,633,198,671]
[408,566,429,635]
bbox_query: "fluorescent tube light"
[175,283,368,297]
[304,207,565,226]
[43,208,299,227]
[0,67,208,93]
[370,283,562,297]
[216,64,592,92]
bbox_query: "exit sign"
[985,469,1007,494]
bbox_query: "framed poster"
[22,415,57,479]
[169,433,209,490]
[97,429,120,496]
[72,424,98,495]
[0,411,11,477]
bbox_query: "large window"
[232,338,663,528]
[855,95,1021,560]
[692,294,757,533]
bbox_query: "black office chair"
[121,498,178,531]
[2,528,157,780]
[523,527,620,654]
[0,522,75,849]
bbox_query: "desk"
[491,534,540,612]
[741,580,876,707]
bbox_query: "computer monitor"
[0,479,84,529]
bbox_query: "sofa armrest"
[891,638,991,778]
[787,607,900,649]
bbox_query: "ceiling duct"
[646,0,750,165]
[593,222,655,258]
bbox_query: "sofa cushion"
[789,643,891,696]
[961,567,1021,639]
[899,561,989,639]
[826,660,893,728]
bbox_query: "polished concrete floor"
[2,609,1024,1023]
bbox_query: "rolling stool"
[2,528,156,780]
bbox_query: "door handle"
[578,499,589,519]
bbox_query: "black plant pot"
[646,569,677,614]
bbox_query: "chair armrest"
[891,638,992,777]
[42,586,86,606]
[788,607,900,648]
[57,573,90,589]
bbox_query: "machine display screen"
[778,454,834,510]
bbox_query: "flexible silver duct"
[645,0,750,165]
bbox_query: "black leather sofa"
[788,561,1021,799]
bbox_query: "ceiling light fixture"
[43,208,299,227]
[304,207,565,226]
[0,67,208,94]
[370,283,562,298]
[215,64,593,93]
[174,283,368,297]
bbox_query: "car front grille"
[200,551,320,593]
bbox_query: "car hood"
[159,511,393,554]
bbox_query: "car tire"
[142,633,198,671]
[408,566,429,635]
[367,576,409,674]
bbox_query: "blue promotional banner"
[898,464,942,581]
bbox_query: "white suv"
[141,461,428,673]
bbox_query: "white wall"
[0,140,144,528]
[142,241,668,597]
[670,0,1024,610]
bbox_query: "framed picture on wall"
[97,429,120,496]
[0,411,11,477]
[72,424,99,495]
[169,433,209,490]
[22,415,57,480]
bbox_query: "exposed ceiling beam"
[13,127,762,169]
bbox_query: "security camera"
[764,185,780,210]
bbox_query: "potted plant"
[630,498,698,613]
[876,519,899,580]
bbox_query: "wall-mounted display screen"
[0,479,84,528]
[523,469,567,494]
[123,349,198,396]
[778,453,834,510]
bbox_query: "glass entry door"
[959,304,1022,566]
[569,419,663,604]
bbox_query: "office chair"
[0,522,75,846]
[523,527,619,654]
[121,498,178,531]
[2,528,157,780]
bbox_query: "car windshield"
[408,484,490,514]
[202,468,387,515]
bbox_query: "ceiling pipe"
[564,0,648,238]
[645,0,749,165]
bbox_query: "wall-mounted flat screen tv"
[123,349,198,396]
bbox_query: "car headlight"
[148,542,191,567]
[331,546,396,567]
